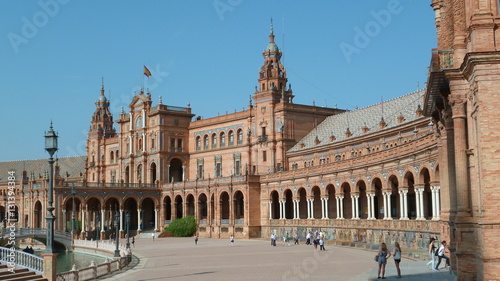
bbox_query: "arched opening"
[237,129,243,144]
[220,192,230,224]
[326,184,336,219]
[186,194,195,216]
[163,196,172,223]
[169,158,183,182]
[284,189,293,219]
[373,178,383,219]
[141,197,156,230]
[421,168,432,219]
[220,132,226,147]
[198,194,208,221]
[233,191,244,221]
[34,201,42,228]
[125,166,130,184]
[312,186,321,219]
[203,135,209,149]
[358,181,368,219]
[298,188,307,219]
[406,172,416,219]
[389,175,399,219]
[270,190,279,219]
[123,197,138,235]
[103,197,120,239]
[196,136,201,150]
[136,164,142,182]
[86,198,102,240]
[150,162,157,184]
[342,183,352,219]
[175,195,183,219]
[210,194,215,223]
[211,133,217,148]
[228,130,234,145]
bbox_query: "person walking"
[393,242,402,278]
[230,235,234,246]
[294,233,299,245]
[319,238,326,251]
[426,238,437,269]
[132,236,135,247]
[151,232,155,241]
[434,240,450,271]
[194,234,198,245]
[377,242,391,279]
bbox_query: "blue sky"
[0,0,436,162]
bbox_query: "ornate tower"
[86,82,116,183]
[255,20,294,103]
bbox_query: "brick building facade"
[1,3,499,278]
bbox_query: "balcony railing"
[258,135,268,142]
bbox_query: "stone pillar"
[351,196,356,220]
[371,194,376,219]
[339,196,344,219]
[119,209,123,231]
[154,209,159,231]
[354,195,360,219]
[451,98,470,215]
[82,208,86,233]
[324,198,329,219]
[335,196,340,219]
[399,188,409,220]
[310,199,315,219]
[433,186,441,220]
[382,192,388,219]
[416,187,425,220]
[269,201,272,219]
[137,209,142,231]
[279,200,284,219]
[100,210,105,232]
[367,194,372,219]
[42,253,58,281]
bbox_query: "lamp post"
[44,122,58,254]
[126,212,131,262]
[71,184,76,238]
[96,214,100,241]
[114,207,120,257]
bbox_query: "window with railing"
[212,133,217,148]
[220,132,226,147]
[228,130,234,146]
[196,136,201,151]
[204,135,209,149]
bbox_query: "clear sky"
[0,0,436,162]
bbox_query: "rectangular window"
[170,138,175,152]
[177,138,183,152]
[263,151,267,162]
[235,160,241,175]
[215,163,222,177]
[197,164,204,179]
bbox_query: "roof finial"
[270,18,274,35]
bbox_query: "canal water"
[33,250,110,273]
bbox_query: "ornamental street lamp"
[71,184,76,238]
[96,214,100,241]
[44,122,58,254]
[114,207,120,257]
[126,212,131,262]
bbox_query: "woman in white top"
[393,242,402,278]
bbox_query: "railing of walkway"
[0,247,43,274]
[13,228,72,240]
[56,257,129,281]
[56,240,131,281]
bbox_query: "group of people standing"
[377,242,402,279]
[269,230,326,250]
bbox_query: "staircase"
[0,264,47,281]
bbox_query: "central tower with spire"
[254,19,294,104]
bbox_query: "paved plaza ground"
[101,236,456,281]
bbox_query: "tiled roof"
[289,89,425,152]
[0,156,86,183]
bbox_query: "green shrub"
[66,220,82,232]
[165,216,197,237]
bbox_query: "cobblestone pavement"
[101,237,456,281]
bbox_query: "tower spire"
[269,18,275,43]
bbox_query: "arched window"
[220,132,226,147]
[212,133,217,148]
[228,130,234,145]
[196,136,201,150]
[136,116,143,128]
[203,135,209,149]
[237,129,243,144]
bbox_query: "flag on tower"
[144,65,152,77]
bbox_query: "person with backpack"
[434,240,450,271]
